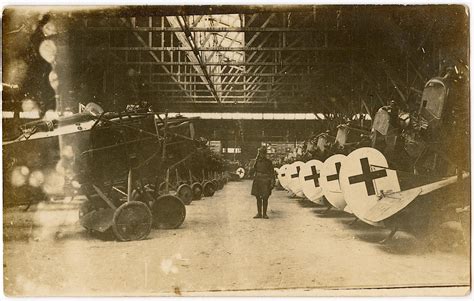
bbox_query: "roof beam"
[246,13,276,46]
[150,72,310,77]
[245,13,259,27]
[244,28,310,94]
[119,17,191,98]
[148,81,308,85]
[140,99,311,104]
[220,50,273,95]
[148,95,289,99]
[146,89,281,93]
[207,30,243,74]
[84,26,349,32]
[107,46,356,51]
[111,61,347,66]
[171,16,221,103]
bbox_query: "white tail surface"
[364,172,470,223]
[298,159,324,204]
[236,167,245,179]
[277,164,291,191]
[319,154,348,211]
[286,161,305,196]
[339,147,400,225]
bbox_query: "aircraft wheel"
[203,181,216,197]
[177,184,193,205]
[151,194,186,229]
[211,179,220,190]
[112,201,152,241]
[191,182,203,200]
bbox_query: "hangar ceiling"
[3,5,469,116]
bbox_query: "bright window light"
[262,113,274,120]
[294,113,306,120]
[2,111,14,118]
[20,111,41,119]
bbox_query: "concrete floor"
[3,180,470,296]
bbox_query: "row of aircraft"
[275,66,470,243]
[3,103,225,241]
[276,147,468,242]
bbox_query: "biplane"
[279,67,469,243]
[371,68,469,174]
[345,69,470,240]
[3,103,102,206]
[304,132,334,161]
[3,103,222,241]
[278,144,469,243]
[332,123,372,155]
[338,147,469,240]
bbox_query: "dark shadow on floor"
[312,208,354,219]
[343,225,431,255]
[57,229,111,242]
[350,226,468,256]
[176,218,213,228]
[375,235,430,255]
[339,218,375,230]
[296,198,323,208]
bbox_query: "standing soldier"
[251,146,275,219]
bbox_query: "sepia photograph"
[1,4,471,297]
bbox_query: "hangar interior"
[2,5,471,296]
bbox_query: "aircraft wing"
[3,119,96,145]
[417,172,469,196]
[365,172,469,223]
[364,187,422,223]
